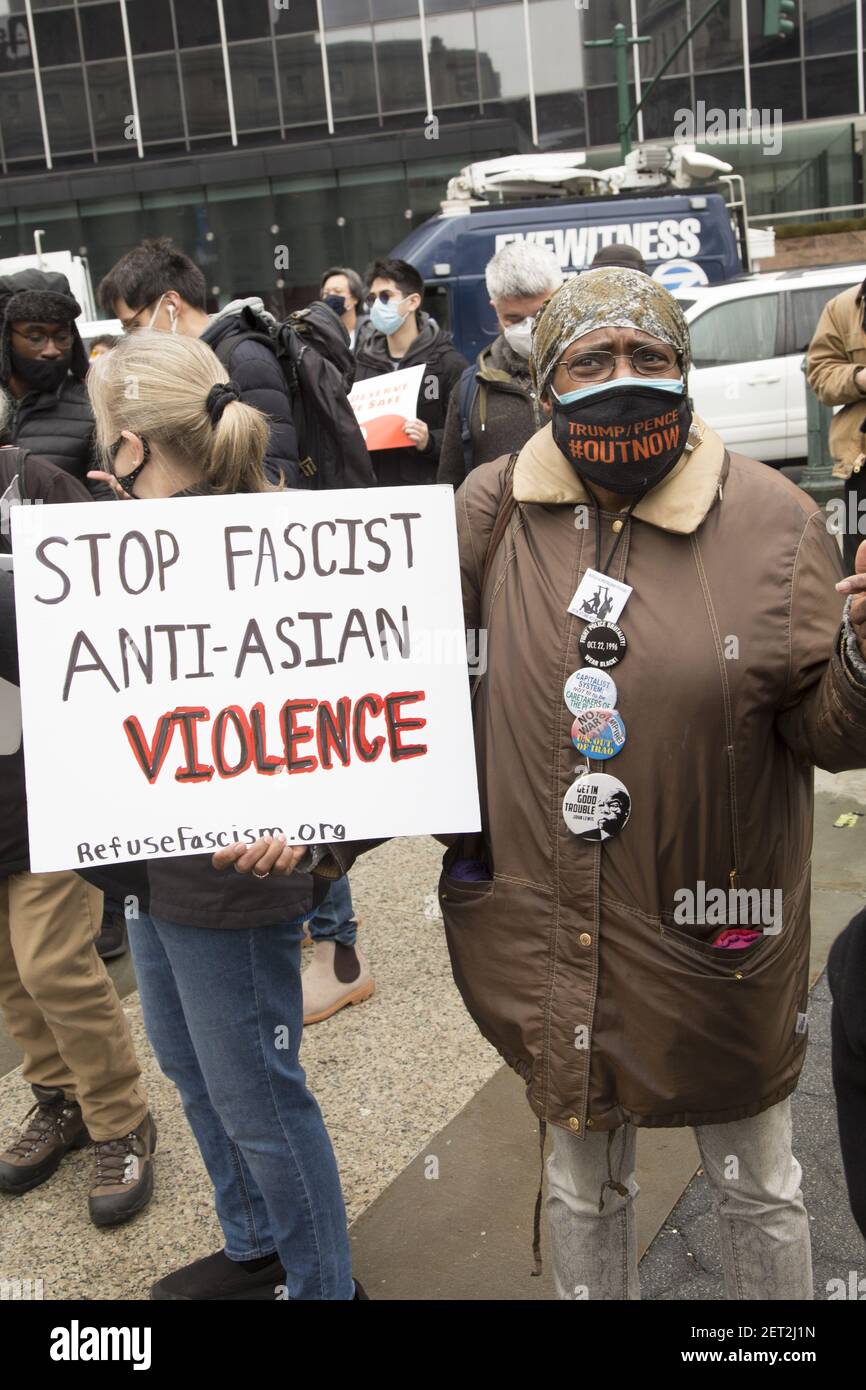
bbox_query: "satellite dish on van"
[605,144,734,193]
[441,154,613,213]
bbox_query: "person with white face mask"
[353,257,468,487]
[438,242,562,488]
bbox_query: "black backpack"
[213,302,375,490]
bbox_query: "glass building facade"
[0,0,862,309]
[0,0,587,168]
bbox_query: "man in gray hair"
[437,241,562,487]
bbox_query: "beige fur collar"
[512,415,726,535]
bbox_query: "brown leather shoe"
[89,1112,157,1228]
[0,1086,90,1194]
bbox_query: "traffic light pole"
[585,0,725,160]
[584,24,649,162]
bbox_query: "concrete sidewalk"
[1,773,864,1300]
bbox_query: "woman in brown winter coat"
[224,270,866,1301]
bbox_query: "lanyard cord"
[590,490,643,579]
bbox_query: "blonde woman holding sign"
[86,331,363,1302]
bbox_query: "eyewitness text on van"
[495,217,702,272]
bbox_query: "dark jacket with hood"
[200,297,301,487]
[0,446,92,877]
[0,270,97,490]
[354,312,468,486]
[438,333,545,488]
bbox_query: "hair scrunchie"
[206,380,241,426]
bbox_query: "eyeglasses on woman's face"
[556,344,680,384]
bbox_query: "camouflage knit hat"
[529,267,690,397]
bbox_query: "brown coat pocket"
[439,869,549,1084]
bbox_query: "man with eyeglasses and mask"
[0,270,97,491]
[438,242,562,489]
[354,257,467,487]
[98,237,300,486]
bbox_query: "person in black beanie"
[0,269,97,490]
[827,906,866,1241]
[588,243,648,274]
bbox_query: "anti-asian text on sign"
[11,487,480,872]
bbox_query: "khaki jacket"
[806,283,866,480]
[439,418,866,1134]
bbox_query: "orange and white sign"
[348,365,425,451]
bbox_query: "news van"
[391,149,755,363]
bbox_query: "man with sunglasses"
[0,270,97,491]
[354,258,468,487]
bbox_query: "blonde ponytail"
[207,398,270,494]
[88,329,276,494]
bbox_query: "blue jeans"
[306,876,357,946]
[127,911,354,1300]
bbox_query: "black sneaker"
[151,1249,286,1301]
[96,909,128,961]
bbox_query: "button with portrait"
[563,772,631,841]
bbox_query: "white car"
[675,264,866,465]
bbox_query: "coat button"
[579,932,592,946]
[568,1116,581,1132]
[611,519,624,533]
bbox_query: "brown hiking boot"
[0,1086,90,1195]
[89,1112,157,1228]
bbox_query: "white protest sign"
[348,365,424,450]
[11,487,480,872]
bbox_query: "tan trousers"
[0,870,147,1141]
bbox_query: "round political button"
[579,621,627,668]
[571,707,626,760]
[563,772,631,841]
[564,667,618,716]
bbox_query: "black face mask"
[551,381,693,495]
[11,349,71,394]
[323,293,347,316]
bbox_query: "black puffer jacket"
[201,303,301,487]
[5,377,96,489]
[354,313,468,486]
